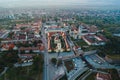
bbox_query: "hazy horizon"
[0,0,120,8]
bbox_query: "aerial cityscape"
[0,0,120,80]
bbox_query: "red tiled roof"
[20,46,44,51]
[19,35,26,40]
[16,24,30,28]
[74,46,80,49]
[96,73,112,80]
[50,26,60,28]
[97,35,108,42]
[89,25,98,33]
[39,46,44,51]
[8,43,15,49]
[83,34,95,43]
[48,32,63,37]
[71,26,78,31]
[2,43,15,50]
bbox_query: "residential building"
[96,73,112,80]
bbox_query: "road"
[66,32,74,48]
[41,24,49,80]
[83,50,97,56]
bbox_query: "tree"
[0,57,5,67]
[51,58,57,65]
[0,52,18,67]
[20,27,26,30]
[57,59,62,66]
[8,32,14,39]
[32,55,44,73]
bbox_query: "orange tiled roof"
[39,46,44,51]
[2,43,15,50]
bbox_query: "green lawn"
[74,39,88,47]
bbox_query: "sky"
[0,0,120,8]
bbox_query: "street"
[41,24,49,80]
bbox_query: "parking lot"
[89,54,106,64]
[85,54,115,69]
